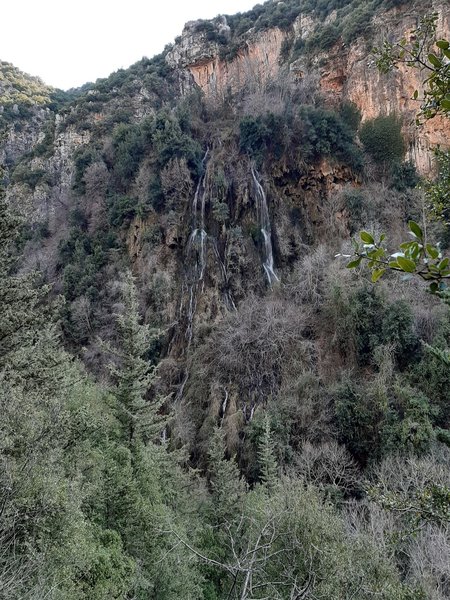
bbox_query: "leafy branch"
[340,220,450,292]
[374,13,450,122]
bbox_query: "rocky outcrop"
[0,107,50,166]
[167,20,286,98]
[168,3,450,174]
[5,121,90,225]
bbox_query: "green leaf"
[429,282,439,294]
[441,99,450,110]
[396,256,417,273]
[372,269,386,283]
[413,89,419,100]
[426,244,439,259]
[346,257,363,269]
[436,40,450,50]
[360,231,375,244]
[438,258,449,271]
[408,220,423,240]
[428,53,442,68]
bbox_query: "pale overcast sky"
[1,0,258,90]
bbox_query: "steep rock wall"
[168,3,450,174]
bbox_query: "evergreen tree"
[0,175,135,598]
[106,269,166,445]
[102,270,206,599]
[208,427,246,521]
[257,415,278,493]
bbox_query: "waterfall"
[211,236,236,311]
[251,167,279,286]
[220,386,229,426]
[172,151,210,400]
[182,150,210,346]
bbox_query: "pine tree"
[106,270,166,445]
[257,415,278,493]
[208,427,246,521]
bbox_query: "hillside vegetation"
[0,0,449,598]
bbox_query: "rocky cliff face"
[167,1,450,174]
[167,23,286,98]
[0,0,447,436]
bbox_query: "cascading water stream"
[211,236,236,311]
[251,166,279,286]
[174,150,209,401]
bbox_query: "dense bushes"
[112,123,147,188]
[239,113,287,164]
[360,114,405,165]
[299,105,363,170]
[327,284,419,367]
[11,165,52,189]
[109,111,202,193]
[73,146,99,193]
[239,106,362,170]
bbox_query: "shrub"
[73,146,98,194]
[299,106,363,170]
[147,174,165,212]
[11,166,51,189]
[112,123,147,188]
[150,113,202,176]
[239,113,286,165]
[306,23,341,52]
[107,194,137,227]
[340,102,361,133]
[359,114,405,165]
[327,284,419,367]
[334,380,389,465]
[389,161,419,191]
[212,200,230,223]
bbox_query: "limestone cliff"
[1,0,448,453]
[167,1,450,174]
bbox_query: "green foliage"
[112,122,147,188]
[340,101,362,133]
[0,60,53,107]
[359,114,405,165]
[335,380,389,464]
[335,378,436,465]
[11,164,52,189]
[31,120,56,157]
[390,161,419,191]
[328,283,419,367]
[239,115,271,162]
[299,105,363,169]
[150,111,203,175]
[195,478,415,598]
[0,194,136,598]
[59,223,117,309]
[370,480,450,525]
[105,270,165,443]
[207,428,246,522]
[374,14,450,121]
[305,23,341,52]
[422,148,450,238]
[73,145,99,193]
[346,222,450,292]
[239,113,288,165]
[257,415,278,491]
[409,315,450,427]
[107,194,137,227]
[211,200,229,223]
